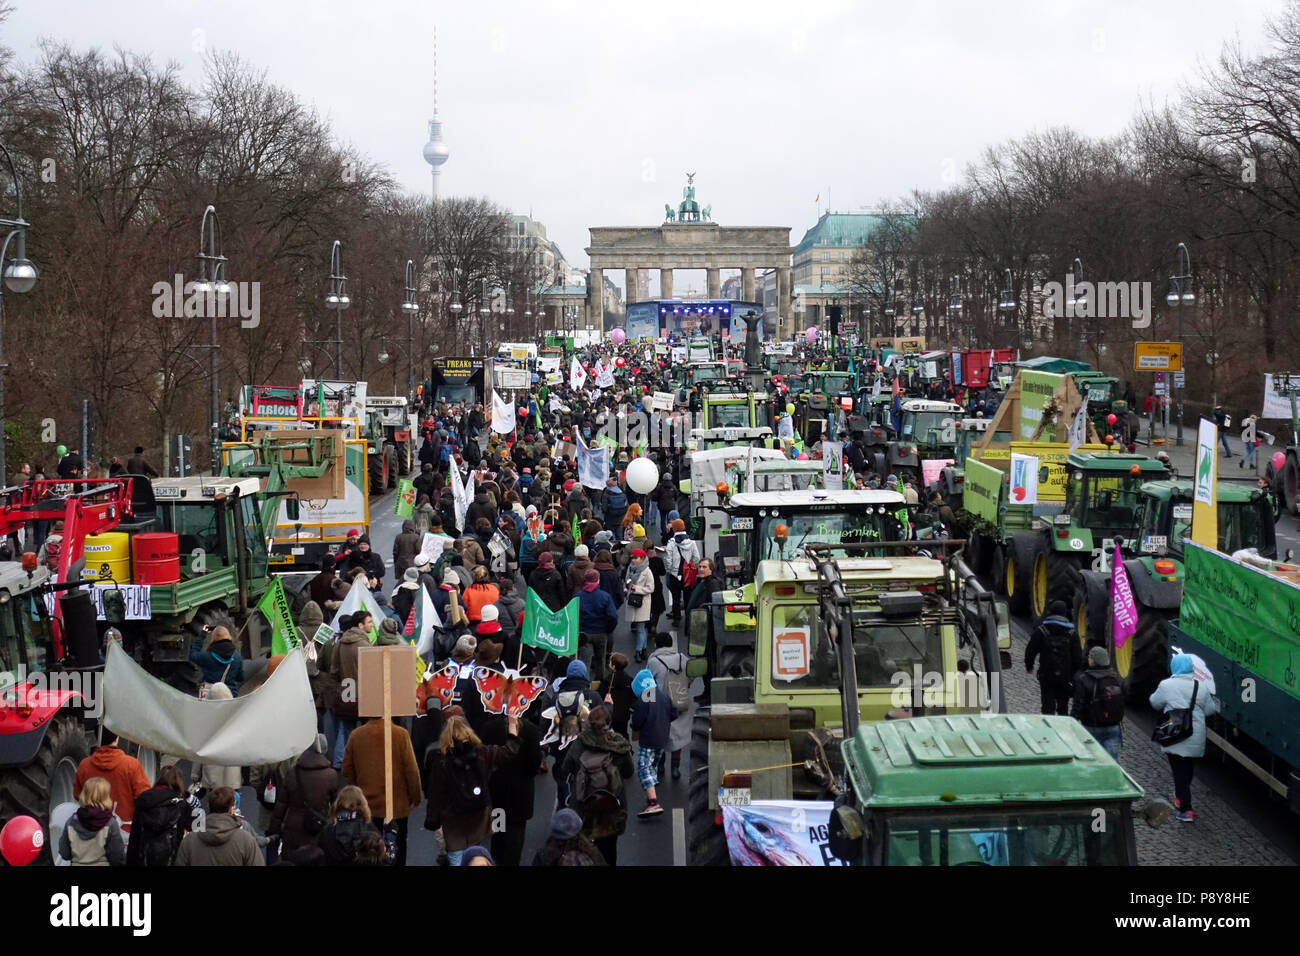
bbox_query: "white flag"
[1067,400,1089,452]
[451,461,473,532]
[1009,452,1039,505]
[822,443,844,491]
[576,435,610,490]
[492,392,515,434]
[596,361,615,389]
[414,585,443,659]
[570,357,586,390]
[328,580,386,634]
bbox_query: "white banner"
[721,800,846,866]
[491,392,515,434]
[413,585,442,659]
[576,435,609,490]
[103,643,317,767]
[652,391,675,411]
[570,357,586,390]
[1262,374,1295,420]
[417,531,452,566]
[1067,400,1089,452]
[537,356,560,373]
[1009,452,1039,504]
[1195,418,1216,507]
[822,443,843,491]
[545,372,562,385]
[46,585,152,621]
[596,361,615,389]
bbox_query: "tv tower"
[422,28,450,200]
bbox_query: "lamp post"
[401,259,419,400]
[998,268,1016,349]
[0,144,39,485]
[1167,242,1194,446]
[324,240,350,377]
[947,275,962,346]
[1067,257,1085,360]
[192,205,232,474]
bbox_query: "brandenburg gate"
[584,175,794,338]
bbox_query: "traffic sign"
[1171,370,1185,389]
[1135,342,1183,371]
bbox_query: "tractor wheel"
[1281,456,1300,517]
[1006,533,1041,615]
[0,714,90,864]
[368,453,384,498]
[687,710,729,866]
[989,543,1008,595]
[394,441,410,477]
[871,452,886,475]
[387,446,400,489]
[1123,605,1173,699]
[1037,552,1083,619]
[1073,571,1110,652]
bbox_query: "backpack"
[676,540,699,588]
[1035,624,1074,683]
[570,746,625,815]
[439,444,451,463]
[445,745,491,814]
[656,653,691,713]
[1083,669,1125,727]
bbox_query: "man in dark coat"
[392,518,422,580]
[1025,600,1084,715]
[345,535,386,589]
[531,551,571,613]
[268,735,338,862]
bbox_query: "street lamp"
[401,259,419,401]
[325,240,350,377]
[1167,242,1194,446]
[192,205,232,475]
[947,274,962,344]
[0,143,38,484]
[1066,257,1085,360]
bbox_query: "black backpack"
[1036,624,1075,683]
[1083,669,1125,727]
[445,745,491,814]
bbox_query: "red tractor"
[0,479,137,862]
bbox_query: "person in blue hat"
[630,668,676,819]
[1149,654,1220,822]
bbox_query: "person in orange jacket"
[73,731,151,833]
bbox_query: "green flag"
[572,512,581,543]
[258,577,299,655]
[394,478,416,518]
[521,588,578,657]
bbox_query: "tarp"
[103,643,316,766]
[576,435,609,490]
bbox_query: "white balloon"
[625,456,659,494]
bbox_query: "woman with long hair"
[424,713,521,865]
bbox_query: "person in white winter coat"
[1239,413,1258,471]
[1149,654,1220,823]
[625,548,655,662]
[663,520,700,626]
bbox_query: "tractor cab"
[1057,453,1170,554]
[1135,480,1277,562]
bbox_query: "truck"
[687,544,1009,865]
[299,379,396,497]
[951,348,1016,390]
[223,420,368,573]
[365,395,418,480]
[1166,542,1300,811]
[1072,479,1278,696]
[429,357,486,407]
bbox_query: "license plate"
[1141,536,1166,553]
[291,547,306,556]
[718,787,751,806]
[730,516,753,530]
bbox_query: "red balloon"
[1106,413,1118,425]
[615,357,625,367]
[518,407,528,417]
[0,815,43,866]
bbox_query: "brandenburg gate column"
[706,267,721,300]
[741,267,756,301]
[777,265,793,339]
[660,267,674,300]
[625,267,638,304]
[587,266,604,329]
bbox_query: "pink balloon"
[805,327,818,344]
[1272,452,1286,471]
[610,328,626,344]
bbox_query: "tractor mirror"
[1038,465,1050,483]
[827,803,866,861]
[286,497,301,521]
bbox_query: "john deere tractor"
[1072,479,1277,696]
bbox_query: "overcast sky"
[7,0,1290,293]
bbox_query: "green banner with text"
[1018,371,1063,441]
[963,458,1005,525]
[1180,542,1300,701]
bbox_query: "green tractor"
[1072,479,1278,696]
[687,544,1007,865]
[1072,373,1139,444]
[1015,452,1170,621]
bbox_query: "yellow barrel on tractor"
[82,532,132,583]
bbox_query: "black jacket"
[531,566,571,613]
[317,817,383,865]
[482,717,543,823]
[346,547,386,586]
[1025,616,1084,686]
[466,493,496,530]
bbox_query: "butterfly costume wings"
[472,667,549,717]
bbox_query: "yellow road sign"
[1134,341,1183,372]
